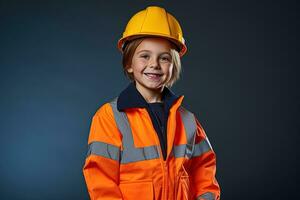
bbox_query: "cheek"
[132,60,147,72]
[163,64,173,75]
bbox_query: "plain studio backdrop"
[0,1,299,199]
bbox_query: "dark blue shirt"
[148,102,166,158]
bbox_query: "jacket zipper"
[155,139,168,200]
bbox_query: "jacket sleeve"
[82,103,123,200]
[189,117,221,200]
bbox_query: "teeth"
[145,73,161,77]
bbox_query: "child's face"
[127,37,173,92]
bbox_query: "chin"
[145,83,165,90]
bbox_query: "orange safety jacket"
[83,84,220,200]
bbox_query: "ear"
[126,66,133,73]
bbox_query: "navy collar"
[117,81,181,113]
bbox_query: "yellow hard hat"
[117,6,187,57]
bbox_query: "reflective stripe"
[179,107,197,145]
[110,98,160,164]
[178,107,197,158]
[87,141,120,161]
[121,145,160,163]
[173,139,212,158]
[172,143,194,158]
[192,138,212,157]
[177,107,212,159]
[196,192,215,200]
[172,144,186,158]
[176,107,196,158]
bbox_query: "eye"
[159,55,171,63]
[140,54,150,59]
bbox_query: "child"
[83,6,220,200]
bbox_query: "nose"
[149,57,160,69]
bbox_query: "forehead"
[135,37,172,52]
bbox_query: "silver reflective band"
[110,98,160,164]
[121,145,160,163]
[172,144,186,158]
[173,138,212,158]
[176,107,197,158]
[172,144,194,158]
[178,107,212,158]
[87,141,120,161]
[179,107,197,145]
[192,138,212,157]
[196,192,215,200]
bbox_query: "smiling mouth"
[144,73,163,77]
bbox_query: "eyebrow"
[136,50,171,56]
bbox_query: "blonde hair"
[122,37,182,87]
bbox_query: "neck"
[134,82,164,103]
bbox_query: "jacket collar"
[117,81,182,112]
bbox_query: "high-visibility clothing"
[83,83,220,200]
[114,82,180,160]
[117,6,187,57]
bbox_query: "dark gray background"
[0,0,299,199]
